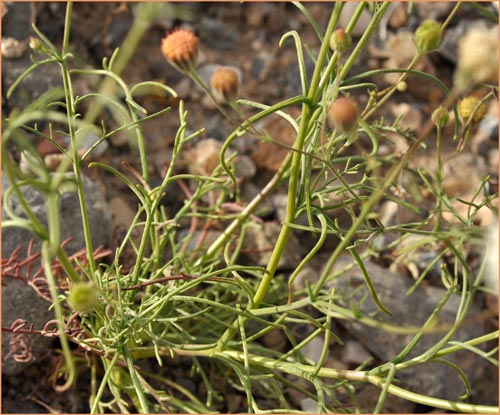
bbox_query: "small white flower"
[454,25,499,92]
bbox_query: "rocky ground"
[2,2,498,413]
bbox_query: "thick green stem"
[53,1,97,278]
[41,241,76,391]
[253,4,342,309]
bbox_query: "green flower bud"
[68,282,99,313]
[329,28,352,55]
[415,20,441,53]
[431,106,449,128]
[29,37,43,52]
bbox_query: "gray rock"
[2,173,110,375]
[3,54,62,113]
[325,254,493,401]
[2,3,32,40]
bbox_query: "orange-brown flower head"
[210,66,241,102]
[328,96,359,132]
[161,28,199,71]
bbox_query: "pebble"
[2,37,27,59]
[342,340,372,366]
[337,3,372,37]
[390,103,424,135]
[184,138,226,176]
[387,3,408,30]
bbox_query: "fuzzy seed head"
[210,66,240,102]
[458,96,488,124]
[328,96,359,132]
[68,282,99,313]
[161,28,199,71]
[454,25,499,92]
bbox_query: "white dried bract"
[454,24,499,92]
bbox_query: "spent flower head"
[210,66,241,103]
[161,28,199,72]
[454,25,499,92]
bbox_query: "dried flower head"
[327,96,358,132]
[414,19,442,54]
[161,28,199,72]
[330,28,352,55]
[210,66,241,102]
[454,25,499,93]
[458,96,488,124]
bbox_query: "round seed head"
[68,282,99,313]
[328,96,359,132]
[458,96,488,124]
[210,66,241,102]
[161,28,199,71]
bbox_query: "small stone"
[234,155,256,180]
[388,3,407,29]
[2,37,26,59]
[260,328,287,350]
[184,138,227,176]
[343,340,372,366]
[290,266,317,292]
[300,335,325,363]
[337,3,371,37]
[390,103,424,135]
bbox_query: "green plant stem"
[81,3,162,181]
[339,2,391,81]
[41,241,76,391]
[222,350,498,414]
[135,346,498,414]
[53,1,97,279]
[253,4,341,309]
[83,2,162,126]
[91,352,121,413]
[314,88,461,296]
